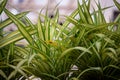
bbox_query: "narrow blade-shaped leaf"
[0,0,7,14]
[0,11,29,29]
[4,9,36,46]
[0,27,36,48]
[0,69,7,79]
[113,0,120,10]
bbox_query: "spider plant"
[1,5,93,80]
[0,0,120,80]
[66,0,120,80]
[0,0,30,79]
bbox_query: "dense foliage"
[0,0,120,80]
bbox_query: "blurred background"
[1,0,120,31]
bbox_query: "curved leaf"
[0,11,29,29]
[0,27,37,48]
[4,9,36,46]
[59,47,92,59]
[113,0,120,10]
[77,67,102,78]
[0,0,7,14]
[0,69,7,80]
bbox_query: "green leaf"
[113,0,120,10]
[15,46,28,56]
[78,0,87,23]
[96,1,106,24]
[54,9,59,23]
[28,54,36,66]
[85,23,116,35]
[106,48,117,56]
[103,65,120,71]
[77,67,102,78]
[0,11,29,29]
[4,9,36,46]
[8,59,28,79]
[70,77,79,80]
[0,69,7,79]
[59,47,92,59]
[74,28,86,46]
[8,70,16,80]
[56,9,78,39]
[82,0,93,24]
[95,41,101,52]
[45,18,50,41]
[37,15,45,41]
[106,52,118,61]
[0,27,37,48]
[0,0,7,14]
[66,16,78,25]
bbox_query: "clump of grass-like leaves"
[67,0,120,80]
[0,0,120,80]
